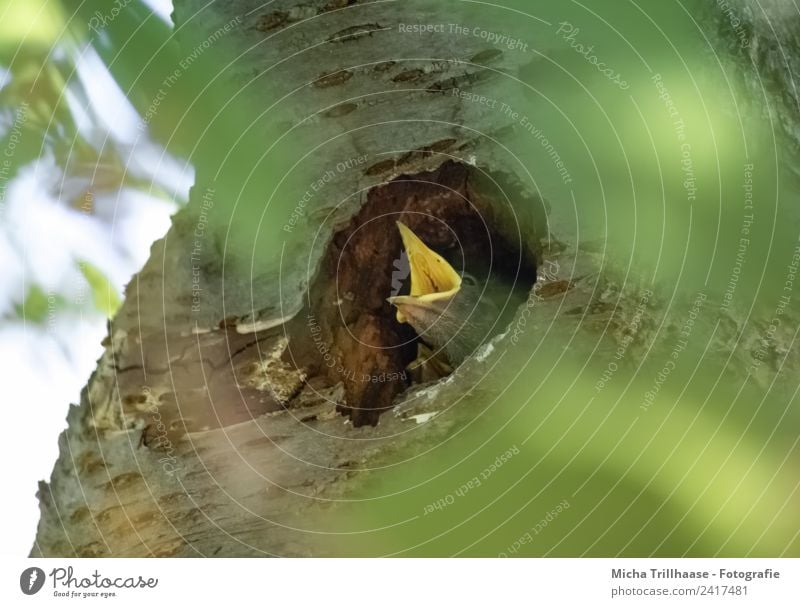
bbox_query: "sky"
[0,0,182,556]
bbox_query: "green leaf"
[78,260,121,317]
[14,284,52,324]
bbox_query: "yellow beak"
[388,222,462,323]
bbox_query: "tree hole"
[283,160,541,426]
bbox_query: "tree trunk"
[32,0,800,557]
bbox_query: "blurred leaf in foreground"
[78,259,120,317]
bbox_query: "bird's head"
[387,221,485,364]
[387,221,461,319]
[387,221,534,366]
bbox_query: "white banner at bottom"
[2,558,797,606]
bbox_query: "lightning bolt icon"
[28,569,38,590]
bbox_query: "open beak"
[387,221,461,323]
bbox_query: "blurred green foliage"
[308,0,800,556]
[13,285,65,324]
[78,260,121,317]
[0,0,182,322]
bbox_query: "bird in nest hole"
[387,221,527,377]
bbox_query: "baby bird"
[387,222,502,367]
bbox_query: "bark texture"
[32,0,799,556]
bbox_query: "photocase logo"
[20,567,45,595]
